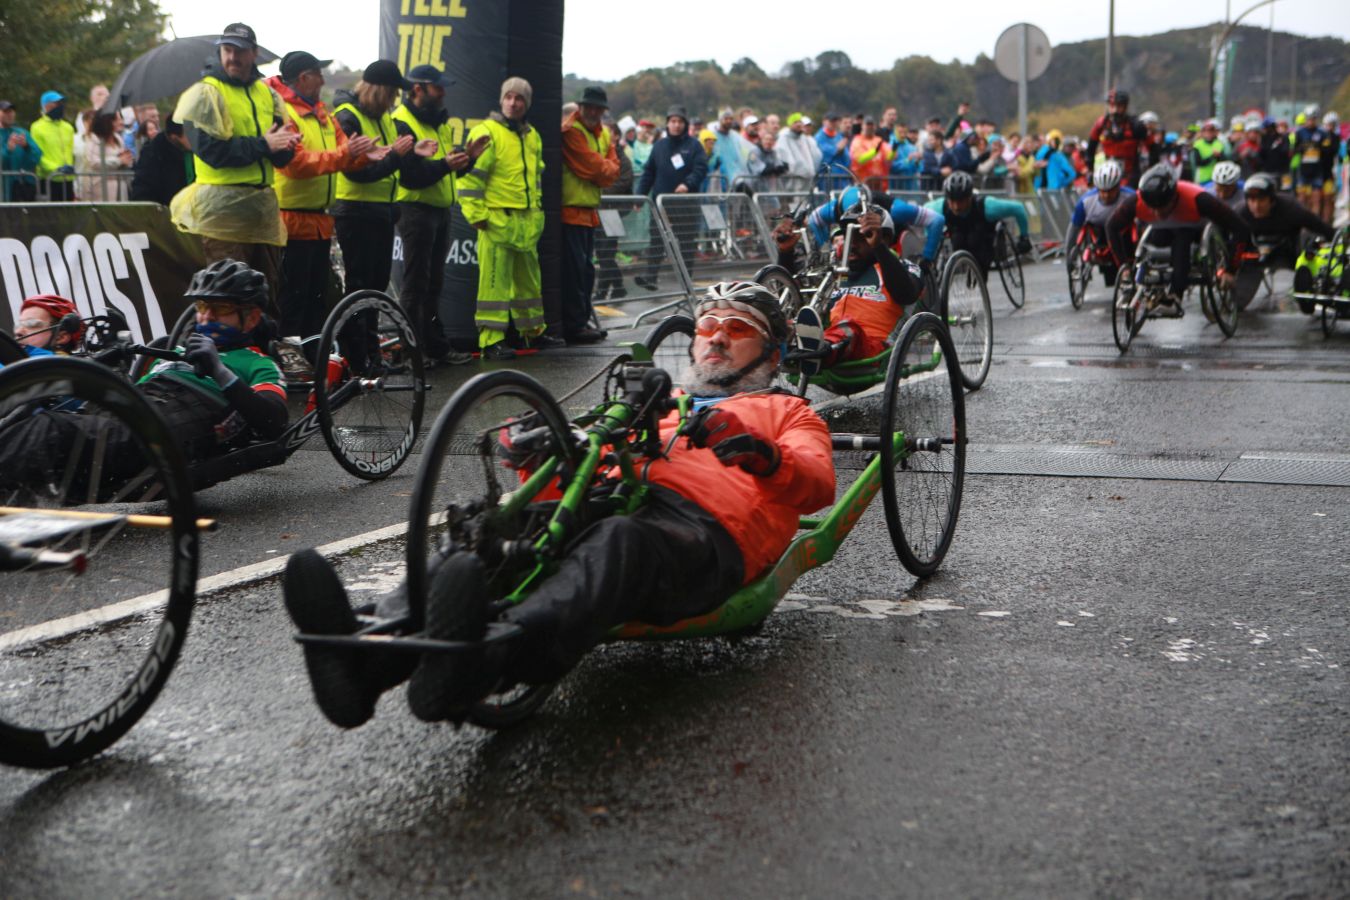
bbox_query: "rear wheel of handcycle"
[0,357,198,768]
[879,312,966,578]
[1112,277,1144,354]
[643,314,695,381]
[752,264,804,319]
[315,290,426,480]
[1202,225,1239,338]
[406,370,580,726]
[994,225,1026,309]
[1067,240,1091,310]
[940,250,993,391]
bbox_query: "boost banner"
[0,203,206,342]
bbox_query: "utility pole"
[1105,0,1115,97]
[1265,4,1274,113]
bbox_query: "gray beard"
[680,356,778,397]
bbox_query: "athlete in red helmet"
[13,295,84,355]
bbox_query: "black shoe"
[609,286,628,299]
[480,342,516,361]
[531,334,568,350]
[634,275,658,291]
[565,327,605,345]
[283,550,378,729]
[406,553,495,723]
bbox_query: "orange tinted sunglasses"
[694,313,768,340]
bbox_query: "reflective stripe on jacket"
[459,116,543,223]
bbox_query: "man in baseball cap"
[216,22,258,49]
[31,90,75,200]
[406,65,453,89]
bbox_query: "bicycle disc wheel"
[1112,279,1143,354]
[753,264,804,318]
[315,290,426,480]
[643,314,694,382]
[995,227,1026,309]
[940,250,993,391]
[880,312,966,578]
[0,357,197,768]
[406,371,579,725]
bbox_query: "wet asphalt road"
[2,263,1349,898]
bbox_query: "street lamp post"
[1208,0,1281,118]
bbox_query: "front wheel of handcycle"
[880,312,967,578]
[643,314,695,379]
[315,290,426,480]
[0,357,198,768]
[994,225,1026,309]
[406,370,581,726]
[940,250,993,391]
[753,264,804,319]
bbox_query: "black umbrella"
[101,35,279,113]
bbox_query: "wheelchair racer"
[773,203,925,367]
[8,295,85,360]
[0,259,288,499]
[1232,172,1335,311]
[1064,160,1135,286]
[800,184,946,273]
[1104,163,1250,315]
[925,171,1032,277]
[282,281,837,728]
[1203,160,1245,213]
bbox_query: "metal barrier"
[591,194,695,327]
[0,169,133,203]
[656,191,777,290]
[1032,188,1080,258]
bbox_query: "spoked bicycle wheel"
[1201,226,1239,338]
[940,250,993,391]
[1111,278,1145,354]
[0,357,198,768]
[315,290,426,480]
[753,264,804,319]
[1067,241,1091,310]
[406,370,581,727]
[994,225,1026,309]
[643,314,695,381]
[879,312,966,578]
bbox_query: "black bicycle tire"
[1323,303,1337,337]
[1204,228,1239,338]
[752,264,804,318]
[879,312,966,577]
[940,250,993,391]
[1067,241,1089,310]
[643,314,695,377]
[0,357,197,768]
[995,225,1026,309]
[315,290,426,481]
[1112,278,1139,354]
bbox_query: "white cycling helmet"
[1212,161,1242,186]
[1139,111,1159,126]
[1093,160,1124,191]
[1324,111,1340,128]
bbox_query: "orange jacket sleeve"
[759,399,836,513]
[561,114,619,190]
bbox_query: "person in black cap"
[636,104,705,288]
[390,64,488,365]
[331,61,417,368]
[265,51,384,351]
[1,100,43,202]
[559,86,620,344]
[170,22,301,311]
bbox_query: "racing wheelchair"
[1065,224,1122,311]
[1112,223,1238,353]
[1293,226,1350,337]
[292,314,966,729]
[0,289,423,769]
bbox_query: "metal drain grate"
[966,445,1350,488]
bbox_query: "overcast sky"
[159,1,1350,80]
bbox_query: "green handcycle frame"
[295,312,966,727]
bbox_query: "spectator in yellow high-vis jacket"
[458,77,555,360]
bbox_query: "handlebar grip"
[134,345,184,362]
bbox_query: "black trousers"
[396,203,452,359]
[560,223,596,336]
[504,486,745,684]
[335,215,397,372]
[279,237,332,341]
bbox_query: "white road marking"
[0,520,413,651]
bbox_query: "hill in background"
[564,25,1350,136]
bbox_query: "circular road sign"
[994,23,1052,82]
